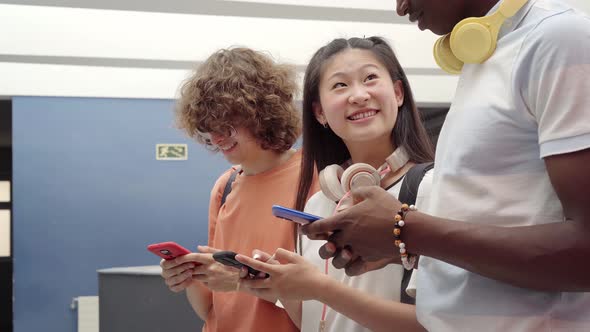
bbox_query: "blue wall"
[12,97,228,332]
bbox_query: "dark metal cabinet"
[98,266,203,332]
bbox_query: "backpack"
[220,167,240,208]
[398,162,434,305]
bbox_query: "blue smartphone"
[272,205,321,225]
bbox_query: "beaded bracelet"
[393,203,417,270]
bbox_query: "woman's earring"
[322,122,329,129]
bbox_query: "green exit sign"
[156,144,188,160]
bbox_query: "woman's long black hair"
[294,36,434,211]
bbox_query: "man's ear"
[394,80,404,107]
[313,102,327,125]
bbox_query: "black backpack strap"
[220,167,240,208]
[397,162,434,305]
[398,162,434,205]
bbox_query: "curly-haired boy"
[160,48,308,332]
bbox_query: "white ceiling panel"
[224,0,589,13]
[221,0,396,11]
[0,4,440,70]
[0,62,189,99]
[0,0,407,23]
[0,1,460,102]
[0,62,456,104]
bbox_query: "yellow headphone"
[433,0,528,74]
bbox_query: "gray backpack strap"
[220,168,240,208]
[398,162,434,305]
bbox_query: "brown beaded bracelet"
[393,203,417,270]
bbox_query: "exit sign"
[156,144,188,160]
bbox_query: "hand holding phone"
[213,251,269,278]
[147,241,191,260]
[272,205,321,225]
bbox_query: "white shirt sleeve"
[405,169,433,298]
[414,169,434,213]
[406,269,418,298]
[516,11,590,158]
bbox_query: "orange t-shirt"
[204,150,315,332]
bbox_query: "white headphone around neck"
[319,146,410,202]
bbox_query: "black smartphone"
[212,251,268,278]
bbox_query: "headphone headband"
[499,0,528,17]
[382,146,410,174]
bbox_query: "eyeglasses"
[195,126,237,152]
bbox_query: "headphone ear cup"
[434,34,464,74]
[435,0,525,73]
[319,164,346,202]
[450,17,496,64]
[340,163,381,193]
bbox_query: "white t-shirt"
[301,170,433,332]
[416,1,590,331]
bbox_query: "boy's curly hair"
[176,47,301,153]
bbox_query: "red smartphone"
[147,241,191,260]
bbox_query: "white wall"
[0,181,10,257]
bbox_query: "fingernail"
[326,243,336,253]
[253,253,261,260]
[342,251,352,260]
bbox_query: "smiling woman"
[227,36,437,332]
[293,36,435,332]
[313,48,404,148]
[295,36,434,213]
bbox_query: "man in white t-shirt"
[302,0,590,331]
